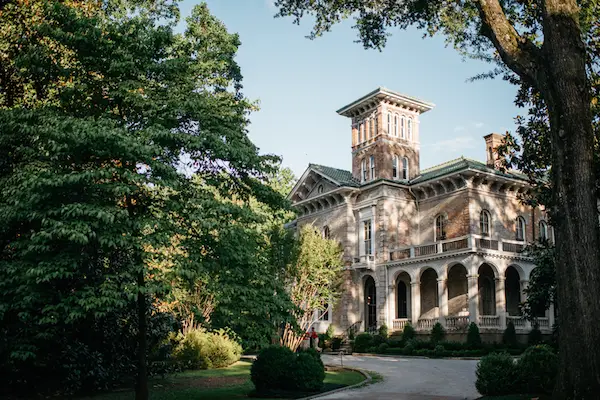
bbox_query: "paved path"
[321,354,480,400]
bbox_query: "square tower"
[336,87,434,182]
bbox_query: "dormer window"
[361,159,367,182]
[435,214,447,241]
[407,117,413,139]
[401,157,409,180]
[400,115,406,138]
[516,216,526,241]
[392,156,398,179]
[317,184,324,194]
[370,155,375,180]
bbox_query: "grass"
[81,360,365,400]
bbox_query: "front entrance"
[364,276,377,331]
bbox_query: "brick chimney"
[483,133,504,169]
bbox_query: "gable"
[288,167,341,203]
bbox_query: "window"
[402,157,409,180]
[374,116,378,136]
[480,210,491,236]
[370,155,375,180]
[392,156,398,179]
[435,214,447,241]
[322,303,329,321]
[400,115,405,138]
[369,118,374,138]
[317,184,324,194]
[407,117,413,139]
[363,220,372,255]
[322,225,330,239]
[393,115,398,136]
[539,220,548,241]
[516,216,526,241]
[361,159,367,182]
[359,123,364,142]
[387,113,391,135]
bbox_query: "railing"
[414,244,437,257]
[417,318,438,330]
[445,315,470,331]
[507,316,527,329]
[389,249,411,261]
[502,241,525,253]
[353,255,375,264]
[392,318,410,331]
[476,238,499,250]
[442,238,469,252]
[534,317,550,330]
[479,315,500,328]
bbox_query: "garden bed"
[80,361,365,400]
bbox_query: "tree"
[279,225,343,352]
[0,1,285,398]
[274,1,600,396]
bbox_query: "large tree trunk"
[135,271,149,400]
[541,2,600,398]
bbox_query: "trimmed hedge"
[518,345,557,394]
[476,352,521,395]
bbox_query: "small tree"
[279,225,343,351]
[378,324,389,340]
[431,322,446,344]
[528,326,543,346]
[502,322,518,348]
[467,323,482,348]
[402,323,416,342]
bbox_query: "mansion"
[288,87,554,337]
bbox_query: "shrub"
[467,323,482,348]
[502,321,518,347]
[371,334,386,347]
[528,326,543,346]
[475,352,521,395]
[403,338,417,355]
[287,351,325,392]
[326,324,335,340]
[434,344,445,357]
[430,322,446,344]
[378,343,389,354]
[441,341,464,351]
[378,324,389,339]
[250,346,295,393]
[518,345,558,394]
[352,333,373,353]
[402,323,416,341]
[173,328,242,370]
[331,337,343,351]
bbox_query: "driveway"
[321,354,480,400]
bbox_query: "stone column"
[520,279,531,329]
[437,278,448,326]
[411,281,421,326]
[548,303,556,331]
[388,283,395,330]
[496,276,507,330]
[467,274,479,324]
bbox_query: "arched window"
[370,155,375,179]
[402,157,409,180]
[392,155,398,179]
[322,225,330,239]
[387,113,391,135]
[480,210,491,236]
[407,117,413,139]
[317,184,324,194]
[361,159,367,182]
[539,220,548,241]
[400,115,406,138]
[435,214,447,241]
[393,114,398,136]
[516,216,526,241]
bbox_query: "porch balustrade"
[445,315,470,331]
[479,315,501,328]
[392,318,409,331]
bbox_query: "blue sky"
[180,0,521,178]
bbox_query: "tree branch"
[474,0,544,85]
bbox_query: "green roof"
[309,157,527,189]
[309,163,360,187]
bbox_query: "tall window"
[317,184,324,194]
[392,156,398,179]
[387,113,391,135]
[361,159,367,182]
[393,114,398,136]
[402,157,409,180]
[369,117,374,138]
[539,220,548,241]
[322,303,329,321]
[407,117,413,139]
[359,123,364,142]
[322,225,330,239]
[370,155,375,179]
[400,115,405,138]
[516,216,526,241]
[435,214,447,241]
[374,116,378,136]
[480,210,491,236]
[363,220,372,255]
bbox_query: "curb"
[299,366,372,400]
[325,352,484,360]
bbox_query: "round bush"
[250,345,295,393]
[173,328,242,370]
[403,338,417,355]
[378,343,389,354]
[475,352,521,395]
[287,351,325,392]
[353,333,373,353]
[518,345,558,394]
[378,324,389,339]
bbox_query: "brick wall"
[352,137,420,181]
[419,190,471,242]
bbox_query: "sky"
[179,0,522,178]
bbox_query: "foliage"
[250,346,296,393]
[476,352,521,395]
[173,328,242,370]
[518,345,558,394]
[378,324,389,339]
[279,225,343,351]
[528,327,543,346]
[502,322,518,348]
[331,337,343,351]
[430,322,446,344]
[288,350,325,392]
[402,323,416,341]
[352,333,373,353]
[434,344,445,357]
[378,343,389,354]
[403,339,417,355]
[521,244,556,321]
[467,323,482,348]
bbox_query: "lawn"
[81,360,365,400]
